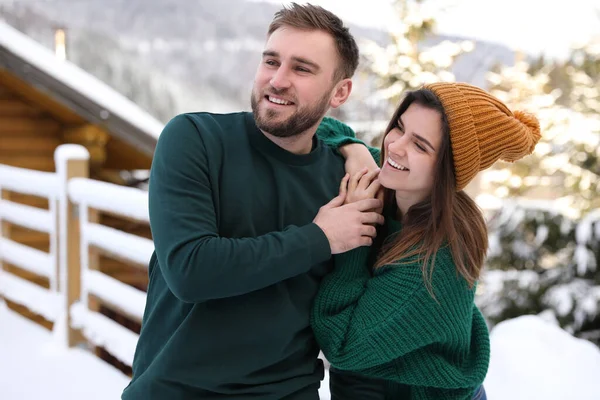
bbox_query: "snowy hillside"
[0,0,514,123]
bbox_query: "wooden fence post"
[54,144,89,348]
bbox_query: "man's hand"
[314,174,384,254]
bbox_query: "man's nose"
[270,67,292,90]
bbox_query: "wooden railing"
[0,144,151,368]
[0,145,89,332]
[68,177,152,365]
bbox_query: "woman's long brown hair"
[374,89,488,294]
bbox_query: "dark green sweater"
[123,113,362,400]
[311,217,490,400]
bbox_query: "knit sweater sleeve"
[316,117,381,164]
[311,246,489,390]
[149,114,332,303]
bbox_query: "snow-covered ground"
[0,302,129,400]
[2,300,600,400]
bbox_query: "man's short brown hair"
[268,2,359,82]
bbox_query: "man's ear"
[330,79,353,109]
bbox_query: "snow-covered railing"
[0,145,89,327]
[67,178,152,366]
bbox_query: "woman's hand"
[339,168,383,213]
[340,143,379,178]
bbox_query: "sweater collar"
[245,113,324,166]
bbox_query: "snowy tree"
[363,0,473,104]
[352,0,473,145]
[477,38,600,346]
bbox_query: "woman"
[311,82,541,399]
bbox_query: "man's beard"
[250,88,331,138]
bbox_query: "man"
[122,3,380,399]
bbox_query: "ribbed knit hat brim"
[423,83,541,191]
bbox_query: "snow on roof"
[0,21,164,151]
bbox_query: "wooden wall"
[0,83,61,327]
[0,81,151,338]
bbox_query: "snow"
[68,178,150,223]
[0,199,55,234]
[2,302,600,399]
[0,164,59,199]
[0,302,130,400]
[484,315,600,400]
[544,280,600,329]
[0,237,54,278]
[577,209,600,244]
[0,270,59,321]
[53,144,90,166]
[84,222,154,267]
[544,283,576,317]
[478,269,541,319]
[575,244,596,275]
[0,22,164,140]
[85,270,146,321]
[70,302,139,366]
[486,232,501,257]
[535,224,549,246]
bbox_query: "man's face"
[251,26,341,138]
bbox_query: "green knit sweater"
[311,217,490,400]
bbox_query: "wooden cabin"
[0,22,161,363]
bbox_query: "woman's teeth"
[387,157,409,171]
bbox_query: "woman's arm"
[311,247,485,388]
[316,117,381,173]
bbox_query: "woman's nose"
[388,137,407,157]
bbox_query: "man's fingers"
[361,225,377,238]
[361,211,385,225]
[358,237,374,248]
[353,198,384,212]
[326,174,348,208]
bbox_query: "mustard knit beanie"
[423,82,542,191]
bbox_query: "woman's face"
[379,103,443,211]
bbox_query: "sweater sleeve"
[149,114,332,303]
[311,247,487,390]
[316,117,381,165]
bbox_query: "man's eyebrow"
[292,56,320,71]
[261,51,320,71]
[262,50,279,58]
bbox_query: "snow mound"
[485,315,600,400]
